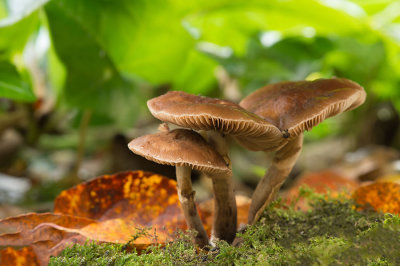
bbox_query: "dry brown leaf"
[352,182,400,214]
[0,171,186,265]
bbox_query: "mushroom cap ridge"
[128,128,231,175]
[240,78,366,137]
[147,91,285,151]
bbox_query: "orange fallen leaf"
[377,174,400,184]
[54,170,185,241]
[352,182,400,214]
[0,247,39,266]
[54,171,181,222]
[284,170,359,210]
[0,171,186,265]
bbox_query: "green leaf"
[323,37,387,83]
[0,13,37,59]
[47,44,66,101]
[45,0,134,111]
[172,50,218,95]
[0,2,6,19]
[112,1,195,83]
[208,36,334,95]
[0,0,48,60]
[185,0,366,54]
[44,0,200,117]
[45,0,194,85]
[0,61,36,101]
[350,0,395,16]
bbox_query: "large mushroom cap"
[147,91,284,151]
[128,128,231,175]
[240,78,366,137]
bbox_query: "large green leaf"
[185,0,367,54]
[44,0,199,114]
[350,0,396,16]
[172,50,218,95]
[0,13,36,60]
[45,0,194,85]
[0,0,48,60]
[44,0,133,111]
[0,1,6,19]
[208,36,335,95]
[323,36,387,84]
[0,61,35,101]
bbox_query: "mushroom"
[128,126,231,247]
[147,90,285,152]
[147,91,286,243]
[239,78,366,224]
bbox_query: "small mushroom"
[240,78,366,224]
[147,91,282,242]
[128,127,231,247]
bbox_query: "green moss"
[50,193,400,265]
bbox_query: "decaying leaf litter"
[0,171,251,265]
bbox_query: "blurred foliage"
[0,61,35,101]
[0,0,400,134]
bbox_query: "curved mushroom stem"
[176,166,209,247]
[248,133,304,225]
[206,131,237,244]
[210,171,237,244]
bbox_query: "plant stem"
[25,103,39,146]
[176,166,209,247]
[73,109,92,182]
[248,133,304,225]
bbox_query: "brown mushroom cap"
[240,78,366,137]
[147,91,284,151]
[128,128,231,174]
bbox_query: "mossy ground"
[50,190,400,265]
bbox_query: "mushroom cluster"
[128,78,366,246]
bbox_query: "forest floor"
[50,191,400,265]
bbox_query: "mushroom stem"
[176,166,209,247]
[206,131,237,243]
[210,171,237,243]
[207,131,231,167]
[248,133,304,225]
